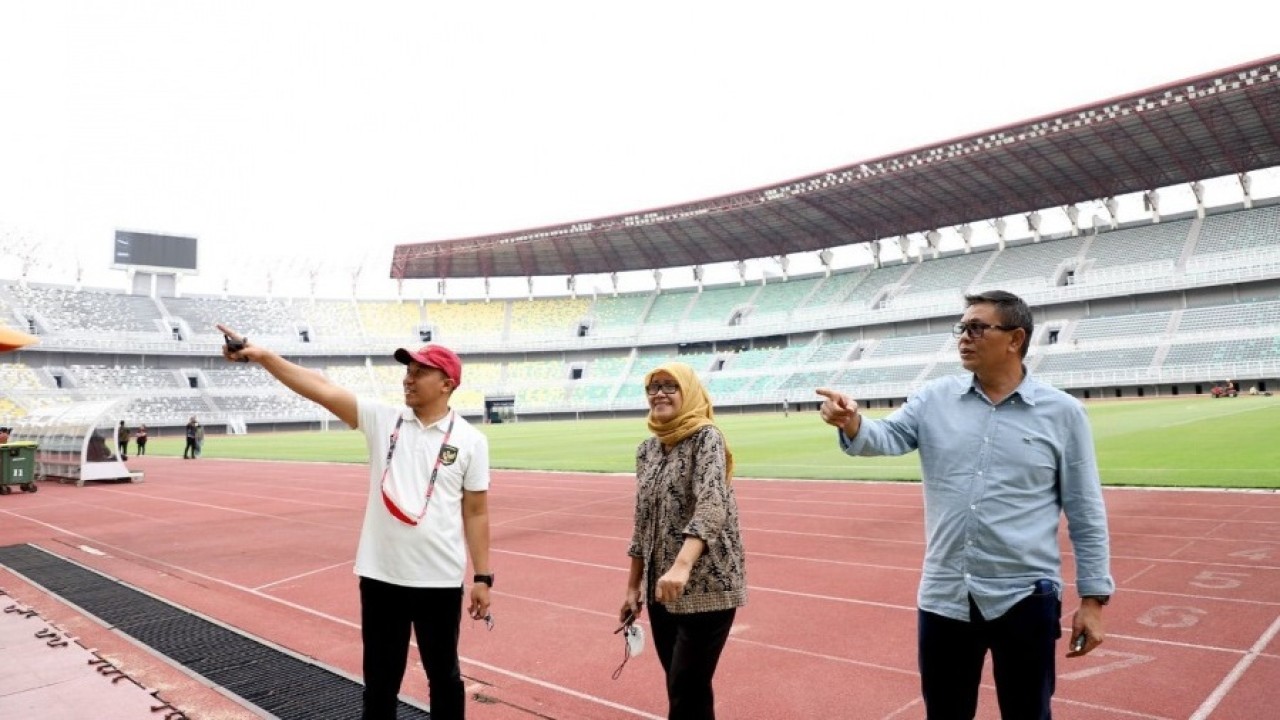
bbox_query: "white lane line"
[0,515,664,719]
[880,697,923,719]
[1121,563,1158,585]
[255,561,352,591]
[1188,613,1280,720]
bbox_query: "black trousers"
[136,438,146,455]
[647,603,736,720]
[117,441,128,459]
[183,438,197,458]
[359,577,464,720]
[918,582,1061,720]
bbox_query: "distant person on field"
[116,420,130,460]
[195,421,205,457]
[621,361,745,720]
[135,424,148,455]
[218,323,492,720]
[183,416,199,459]
[817,290,1114,720]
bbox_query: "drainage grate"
[0,544,430,720]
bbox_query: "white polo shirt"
[355,398,490,587]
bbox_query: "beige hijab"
[645,362,735,482]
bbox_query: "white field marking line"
[90,487,354,531]
[1110,555,1280,572]
[491,493,635,529]
[1125,402,1280,432]
[748,527,925,546]
[1052,695,1174,720]
[1120,563,1159,586]
[509,505,929,536]
[497,514,927,547]
[254,561,352,591]
[747,508,922,525]
[1203,520,1229,540]
[493,549,618,572]
[493,548,918,611]
[493,588,920,676]
[1052,619,1247,655]
[1189,613,1280,720]
[742,485,923,495]
[883,672,1173,720]
[744,550,918,573]
[1165,538,1202,559]
[496,522,924,572]
[1108,514,1280,526]
[727,635,916,676]
[1110,484,1280,493]
[7,517,664,720]
[459,657,662,720]
[880,697,923,720]
[757,585,916,611]
[65,498,189,525]
[741,496,925,510]
[88,486,355,519]
[1113,586,1280,608]
[1111,531,1280,545]
[496,525,625,543]
[1099,632,1249,655]
[165,482,366,504]
[494,511,1277,552]
[488,483,635,496]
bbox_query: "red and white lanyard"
[380,411,456,526]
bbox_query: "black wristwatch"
[473,573,494,588]
[1082,595,1110,606]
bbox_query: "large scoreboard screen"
[113,231,198,271]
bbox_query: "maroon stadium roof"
[391,55,1280,280]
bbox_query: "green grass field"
[146,396,1280,488]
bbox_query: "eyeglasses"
[952,321,1019,339]
[645,382,680,396]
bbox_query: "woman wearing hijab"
[620,362,746,720]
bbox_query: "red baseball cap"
[394,344,463,386]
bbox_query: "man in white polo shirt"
[217,323,492,720]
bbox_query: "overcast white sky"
[1,1,1278,299]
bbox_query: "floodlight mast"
[1104,197,1119,229]
[818,249,833,277]
[897,235,911,265]
[956,224,973,253]
[1144,190,1161,223]
[1026,212,1042,243]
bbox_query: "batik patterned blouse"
[628,425,747,614]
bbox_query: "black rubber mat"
[0,544,430,720]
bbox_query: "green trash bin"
[0,442,38,495]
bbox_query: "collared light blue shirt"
[840,371,1114,622]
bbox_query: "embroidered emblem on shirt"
[440,445,459,466]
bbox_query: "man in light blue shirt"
[818,290,1113,720]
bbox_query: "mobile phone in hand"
[1071,633,1087,652]
[616,609,636,633]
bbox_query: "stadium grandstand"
[2,55,1279,435]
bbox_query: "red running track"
[1,456,1277,719]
